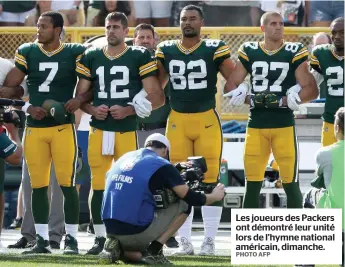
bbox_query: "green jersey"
[310,44,344,124]
[77,45,157,132]
[15,42,86,127]
[156,39,230,113]
[238,41,309,128]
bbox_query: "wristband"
[21,102,32,113]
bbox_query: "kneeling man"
[99,133,225,265]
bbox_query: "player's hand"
[224,83,248,107]
[91,104,108,120]
[64,98,81,113]
[128,89,152,118]
[109,105,128,120]
[286,85,302,111]
[264,93,282,108]
[211,183,225,201]
[249,93,266,109]
[27,105,47,120]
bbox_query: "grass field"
[0,253,340,267]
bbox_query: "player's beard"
[107,36,122,47]
[183,30,198,38]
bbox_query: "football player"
[75,12,164,255]
[155,5,235,255]
[224,11,319,209]
[310,17,344,147]
[4,11,87,255]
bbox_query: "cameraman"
[99,133,225,265]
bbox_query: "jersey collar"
[102,44,129,60]
[38,41,64,57]
[331,47,344,61]
[259,40,285,56]
[177,40,203,55]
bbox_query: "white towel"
[102,131,115,155]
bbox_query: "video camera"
[154,156,211,210]
[0,98,26,128]
[177,156,207,190]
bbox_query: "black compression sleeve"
[182,189,207,206]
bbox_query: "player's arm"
[155,46,169,89]
[156,60,169,89]
[218,58,235,80]
[129,49,164,119]
[295,61,319,103]
[223,60,248,93]
[222,42,251,107]
[309,48,324,88]
[0,58,24,99]
[142,75,165,110]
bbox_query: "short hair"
[260,11,282,26]
[105,12,128,28]
[145,140,168,150]
[41,11,64,29]
[181,5,203,19]
[331,17,344,26]
[134,23,154,38]
[335,107,344,135]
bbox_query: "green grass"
[0,253,340,267]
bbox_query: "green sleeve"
[76,50,92,81]
[14,43,31,74]
[238,43,251,72]
[213,40,230,67]
[138,48,158,80]
[310,46,322,74]
[291,43,309,69]
[155,44,165,65]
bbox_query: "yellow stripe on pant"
[88,127,138,190]
[244,126,298,184]
[23,124,77,188]
[166,109,223,184]
[321,121,336,147]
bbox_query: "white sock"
[65,224,78,239]
[202,206,223,240]
[93,224,106,238]
[178,207,194,242]
[35,224,49,241]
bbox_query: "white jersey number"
[38,62,59,92]
[252,61,289,92]
[96,66,130,99]
[326,66,344,96]
[169,59,207,90]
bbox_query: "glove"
[249,93,266,109]
[264,93,283,109]
[286,84,302,111]
[224,83,248,107]
[128,88,152,118]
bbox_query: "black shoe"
[26,240,36,248]
[98,237,121,264]
[141,249,172,265]
[22,235,51,254]
[86,236,106,255]
[165,237,179,248]
[8,236,27,249]
[8,218,23,230]
[63,234,79,255]
[49,240,60,249]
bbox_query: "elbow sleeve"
[182,189,207,206]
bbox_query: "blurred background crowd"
[0,0,343,28]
